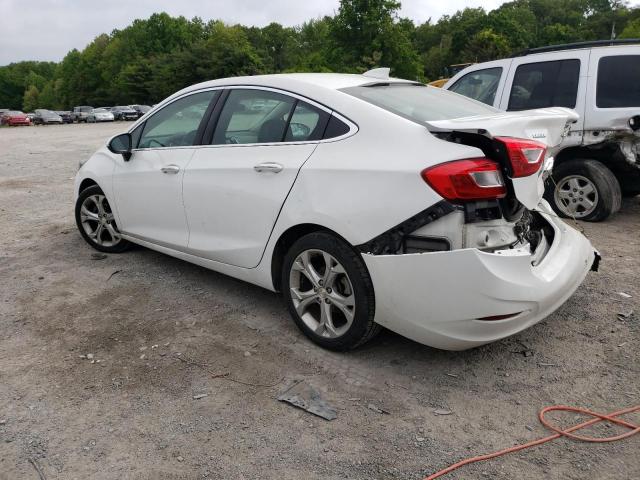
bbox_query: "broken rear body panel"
[363,201,595,350]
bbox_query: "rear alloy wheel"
[75,185,130,253]
[546,159,622,222]
[282,232,380,351]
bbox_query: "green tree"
[330,0,422,79]
[462,29,511,62]
[23,85,40,111]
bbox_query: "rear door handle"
[254,162,283,173]
[161,165,180,174]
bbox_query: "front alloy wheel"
[75,185,130,253]
[282,232,380,351]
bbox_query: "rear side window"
[449,67,503,106]
[323,115,350,139]
[284,101,329,142]
[597,55,640,108]
[508,59,580,111]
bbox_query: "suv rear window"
[449,67,503,106]
[342,84,497,124]
[597,55,640,108]
[508,59,580,111]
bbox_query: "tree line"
[1,0,639,111]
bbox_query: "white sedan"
[87,108,115,122]
[74,69,598,351]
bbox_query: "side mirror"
[108,133,133,161]
[629,115,640,131]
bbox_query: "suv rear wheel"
[545,159,622,222]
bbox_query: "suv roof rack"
[512,38,640,57]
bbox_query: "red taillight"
[421,158,506,201]
[496,137,546,178]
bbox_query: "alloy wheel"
[554,174,598,219]
[79,194,122,247]
[289,249,356,338]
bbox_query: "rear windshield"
[341,83,498,123]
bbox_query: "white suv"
[444,40,640,221]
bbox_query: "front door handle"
[161,165,180,174]
[254,162,283,173]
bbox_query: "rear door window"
[508,59,580,111]
[449,67,503,106]
[212,89,296,145]
[597,55,640,108]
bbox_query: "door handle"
[161,165,180,174]
[254,162,283,173]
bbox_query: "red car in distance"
[2,111,31,126]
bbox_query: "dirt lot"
[0,123,638,480]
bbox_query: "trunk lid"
[426,108,579,209]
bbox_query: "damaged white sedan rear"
[74,69,598,351]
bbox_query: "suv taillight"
[421,158,506,201]
[495,137,546,178]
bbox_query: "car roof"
[179,73,415,96]
[513,38,640,57]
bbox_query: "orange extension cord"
[424,405,640,480]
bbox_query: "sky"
[0,0,509,65]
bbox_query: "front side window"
[597,55,640,108]
[449,67,503,106]
[508,59,580,111]
[212,89,296,145]
[138,90,217,149]
[342,84,498,124]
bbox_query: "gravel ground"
[0,123,638,480]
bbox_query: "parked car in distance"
[72,106,93,123]
[129,104,151,118]
[443,39,640,221]
[1,110,31,126]
[75,69,598,352]
[111,106,139,121]
[56,111,74,124]
[33,109,63,125]
[0,108,9,124]
[87,108,115,123]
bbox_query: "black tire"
[281,232,380,351]
[545,159,622,222]
[622,187,640,198]
[75,185,131,253]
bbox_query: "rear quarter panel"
[266,102,484,248]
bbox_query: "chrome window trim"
[129,85,358,152]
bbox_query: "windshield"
[93,108,108,113]
[8,111,23,115]
[342,83,498,123]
